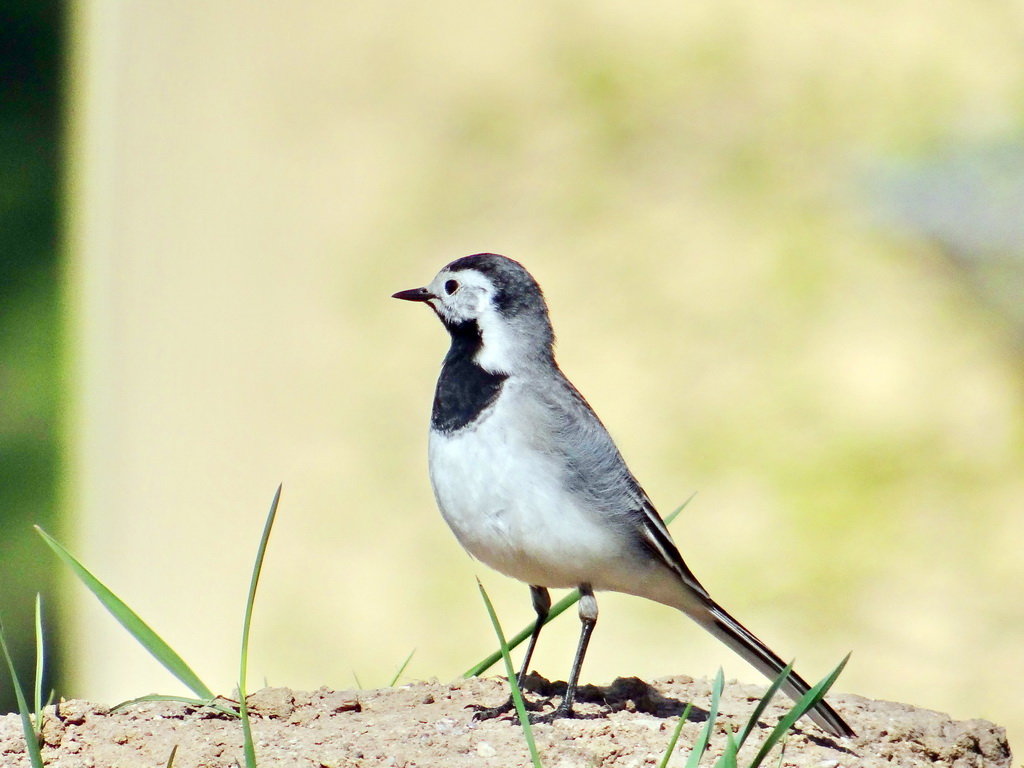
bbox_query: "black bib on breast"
[432,319,509,433]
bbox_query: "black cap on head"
[443,253,545,318]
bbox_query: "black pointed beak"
[392,287,435,302]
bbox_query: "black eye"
[444,279,459,295]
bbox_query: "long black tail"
[693,599,855,738]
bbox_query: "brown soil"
[0,675,1011,767]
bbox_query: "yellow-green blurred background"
[3,0,1023,756]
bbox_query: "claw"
[467,696,544,722]
[527,700,576,725]
[468,701,514,722]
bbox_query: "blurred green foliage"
[0,0,63,713]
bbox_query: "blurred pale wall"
[68,0,1023,751]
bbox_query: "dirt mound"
[0,676,1010,767]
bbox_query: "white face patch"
[425,269,497,325]
[424,268,525,374]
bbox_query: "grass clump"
[0,596,46,768]
[30,486,285,767]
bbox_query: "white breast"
[427,381,639,589]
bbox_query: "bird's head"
[393,253,555,373]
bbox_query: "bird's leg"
[517,585,551,687]
[530,583,597,724]
[471,585,550,720]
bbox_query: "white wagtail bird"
[393,253,854,738]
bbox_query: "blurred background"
[1,0,63,716]
[2,0,1022,755]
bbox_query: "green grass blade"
[463,589,578,678]
[477,580,543,768]
[239,484,280,695]
[1,620,45,768]
[464,495,697,678]
[686,668,723,768]
[388,649,416,687]
[33,593,44,724]
[35,525,214,701]
[657,701,694,768]
[714,728,740,768]
[747,654,850,768]
[165,744,179,768]
[735,660,794,749]
[664,494,697,526]
[240,693,257,768]
[238,484,282,768]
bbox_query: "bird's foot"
[468,695,543,721]
[526,700,576,725]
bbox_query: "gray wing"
[534,368,712,601]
